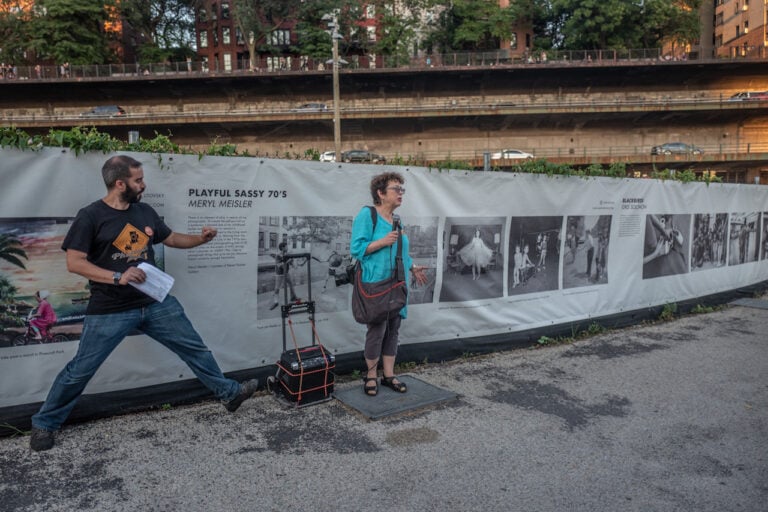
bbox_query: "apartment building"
[714,0,768,57]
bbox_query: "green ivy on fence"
[0,126,722,184]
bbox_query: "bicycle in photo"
[12,310,68,346]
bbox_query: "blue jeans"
[32,296,240,431]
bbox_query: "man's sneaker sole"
[30,427,55,451]
[224,378,259,412]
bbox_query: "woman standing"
[351,172,427,396]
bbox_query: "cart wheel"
[266,376,276,392]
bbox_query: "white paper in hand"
[129,262,175,302]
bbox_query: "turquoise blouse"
[350,207,413,318]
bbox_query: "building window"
[211,3,217,19]
[213,29,219,47]
[236,27,244,45]
[269,29,290,46]
[510,32,517,50]
[269,232,277,249]
[223,27,231,45]
[198,8,207,22]
[221,2,230,19]
[224,53,232,71]
[200,30,208,48]
[201,56,209,72]
[259,231,264,250]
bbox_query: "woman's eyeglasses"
[386,186,406,195]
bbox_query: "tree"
[230,0,302,70]
[0,233,27,269]
[424,0,517,53]
[120,0,197,63]
[0,0,34,64]
[294,0,364,60]
[373,1,430,66]
[27,0,115,64]
[548,0,702,50]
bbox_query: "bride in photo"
[457,228,493,280]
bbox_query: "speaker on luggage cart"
[276,345,335,406]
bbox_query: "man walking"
[30,155,258,451]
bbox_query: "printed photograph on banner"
[0,218,83,348]
[257,215,354,320]
[0,217,170,349]
[562,215,612,289]
[642,214,691,279]
[402,216,439,305]
[508,216,562,296]
[728,212,761,266]
[690,213,728,271]
[762,212,768,261]
[440,217,506,302]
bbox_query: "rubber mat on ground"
[334,375,458,420]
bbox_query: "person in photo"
[29,155,259,452]
[270,242,299,309]
[29,290,57,340]
[457,228,493,280]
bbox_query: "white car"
[491,149,534,160]
[319,151,336,162]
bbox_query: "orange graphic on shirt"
[113,223,150,261]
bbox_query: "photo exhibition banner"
[1,148,766,409]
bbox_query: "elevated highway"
[1,60,767,182]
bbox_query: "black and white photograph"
[690,213,728,271]
[508,216,562,296]
[562,215,612,289]
[642,214,691,279]
[762,212,768,261]
[728,212,761,266]
[440,217,505,302]
[402,216,439,305]
[257,215,353,320]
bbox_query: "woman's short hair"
[370,172,404,205]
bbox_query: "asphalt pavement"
[1,299,766,512]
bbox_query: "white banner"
[1,148,766,408]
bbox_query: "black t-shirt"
[62,200,173,314]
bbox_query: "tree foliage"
[0,0,33,64]
[547,0,703,50]
[27,0,115,64]
[120,0,197,62]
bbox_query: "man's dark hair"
[102,155,142,189]
[370,172,404,205]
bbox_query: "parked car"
[80,105,126,118]
[319,151,336,162]
[728,91,768,101]
[491,149,534,160]
[650,142,703,156]
[291,102,328,112]
[341,150,386,163]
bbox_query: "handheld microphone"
[392,214,401,231]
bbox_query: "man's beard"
[121,187,142,204]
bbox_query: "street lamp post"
[323,14,343,161]
[331,31,341,160]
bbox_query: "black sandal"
[381,376,407,393]
[363,377,378,396]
